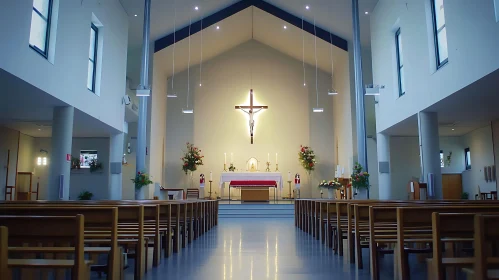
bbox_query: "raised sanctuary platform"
[218,203,294,219]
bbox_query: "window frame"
[88,23,99,93]
[440,150,444,168]
[465,147,471,170]
[430,0,448,69]
[29,0,53,58]
[395,28,405,97]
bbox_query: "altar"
[219,172,283,202]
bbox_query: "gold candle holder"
[208,180,213,199]
[275,163,279,172]
[287,180,292,199]
[223,163,227,172]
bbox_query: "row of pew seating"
[295,199,499,280]
[0,199,218,280]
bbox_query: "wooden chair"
[4,186,15,201]
[473,214,499,280]
[0,214,90,280]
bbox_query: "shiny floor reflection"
[117,218,383,280]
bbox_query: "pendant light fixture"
[328,30,338,95]
[312,18,323,113]
[182,14,193,114]
[167,1,178,98]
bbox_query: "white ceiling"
[0,69,121,138]
[153,7,349,79]
[382,68,499,137]
[120,0,378,51]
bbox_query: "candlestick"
[287,171,291,181]
[224,153,227,164]
[223,163,227,172]
[275,163,279,172]
[275,153,278,164]
[267,153,270,162]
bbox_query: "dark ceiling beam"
[154,0,348,53]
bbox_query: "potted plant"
[461,192,469,200]
[318,178,343,199]
[181,142,204,189]
[89,159,103,173]
[78,190,93,200]
[131,171,153,200]
[351,162,370,199]
[71,157,81,170]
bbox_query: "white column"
[377,133,392,199]
[109,132,124,200]
[418,112,442,199]
[47,106,74,200]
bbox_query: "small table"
[159,188,185,200]
[229,180,277,202]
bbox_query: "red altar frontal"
[229,180,277,202]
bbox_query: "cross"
[235,89,268,144]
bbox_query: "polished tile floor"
[115,218,427,280]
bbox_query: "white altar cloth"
[219,172,283,189]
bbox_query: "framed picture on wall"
[80,150,98,168]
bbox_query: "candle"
[210,171,213,181]
[267,153,270,162]
[275,153,278,164]
[224,153,227,164]
[230,153,233,163]
[288,171,291,181]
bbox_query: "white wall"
[462,125,496,196]
[440,136,465,174]
[492,120,499,192]
[0,127,20,199]
[122,123,137,199]
[0,0,129,132]
[34,137,111,200]
[161,40,348,198]
[372,0,499,133]
[390,137,420,199]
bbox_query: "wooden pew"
[473,214,499,280]
[0,215,90,280]
[0,206,121,280]
[0,226,9,278]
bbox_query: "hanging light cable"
[302,15,306,87]
[328,31,338,95]
[167,1,178,98]
[183,14,193,114]
[199,16,203,87]
[313,18,323,113]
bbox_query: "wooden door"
[442,174,463,199]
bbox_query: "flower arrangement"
[78,190,93,200]
[351,162,370,190]
[228,164,236,172]
[131,171,153,190]
[181,142,204,175]
[89,159,103,173]
[298,145,316,173]
[318,178,343,189]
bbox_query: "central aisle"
[137,218,371,280]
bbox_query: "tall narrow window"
[465,148,471,170]
[431,0,448,68]
[440,150,444,168]
[87,24,98,92]
[395,28,405,96]
[29,0,53,57]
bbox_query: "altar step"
[218,203,294,219]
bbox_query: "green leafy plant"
[351,162,370,190]
[298,145,316,173]
[89,159,103,173]
[181,142,204,174]
[71,157,81,170]
[131,171,153,190]
[461,192,469,199]
[78,190,93,200]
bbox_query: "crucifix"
[235,89,268,144]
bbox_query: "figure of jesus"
[235,89,268,144]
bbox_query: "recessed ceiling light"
[303,83,306,86]
[38,128,41,131]
[283,25,287,29]
[452,128,455,131]
[216,26,220,30]
[195,6,199,10]
[199,83,202,87]
[365,11,369,15]
[305,5,310,10]
[134,14,137,17]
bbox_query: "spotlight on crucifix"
[235,89,268,144]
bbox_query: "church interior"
[1,0,499,279]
